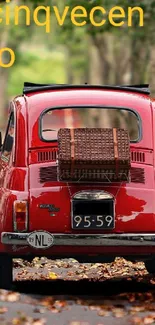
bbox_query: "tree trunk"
[130,36,150,84]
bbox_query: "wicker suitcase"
[57,128,131,182]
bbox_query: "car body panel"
[0,85,155,259]
[25,89,153,149]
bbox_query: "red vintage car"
[0,82,155,289]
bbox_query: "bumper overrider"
[1,232,155,246]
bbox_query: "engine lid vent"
[39,166,145,184]
[39,166,57,183]
[38,149,57,162]
[131,151,145,163]
[130,167,145,184]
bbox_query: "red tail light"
[13,201,28,232]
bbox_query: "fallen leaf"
[98,310,110,316]
[143,316,155,324]
[150,279,155,284]
[112,308,127,318]
[50,307,60,313]
[0,307,8,314]
[48,272,58,280]
[129,306,146,314]
[7,292,20,302]
[55,300,68,308]
[32,319,46,325]
[132,316,143,325]
[82,274,88,279]
[12,318,22,325]
[41,297,54,307]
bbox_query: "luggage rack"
[23,82,150,95]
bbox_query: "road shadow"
[13,274,155,297]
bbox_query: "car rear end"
[2,84,155,263]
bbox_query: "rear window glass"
[41,107,140,142]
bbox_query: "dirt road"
[0,258,155,324]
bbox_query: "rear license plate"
[72,199,114,230]
[72,214,114,229]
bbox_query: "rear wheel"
[145,259,155,274]
[0,255,12,289]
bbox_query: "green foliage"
[1,0,155,96]
[8,50,66,95]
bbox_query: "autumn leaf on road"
[48,272,58,280]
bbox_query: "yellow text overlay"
[0,2,144,68]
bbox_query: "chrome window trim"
[39,105,142,144]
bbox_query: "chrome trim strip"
[2,232,155,246]
[72,190,114,200]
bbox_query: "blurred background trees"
[0,0,155,129]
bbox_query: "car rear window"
[40,107,140,142]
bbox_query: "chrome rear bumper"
[1,232,155,246]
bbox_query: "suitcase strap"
[70,129,75,177]
[113,128,119,176]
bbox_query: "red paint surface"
[0,87,155,257]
